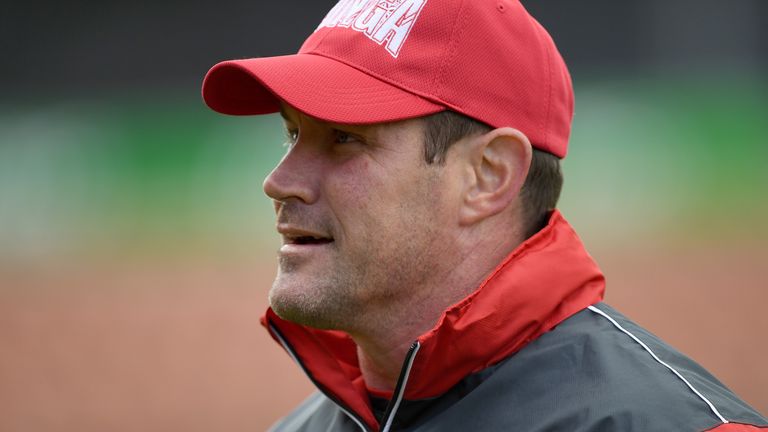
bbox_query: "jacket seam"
[587,305,729,425]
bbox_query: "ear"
[459,127,532,226]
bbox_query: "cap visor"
[202,53,444,124]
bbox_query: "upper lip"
[276,224,333,242]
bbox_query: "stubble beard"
[268,221,443,334]
[268,250,366,330]
[268,169,447,333]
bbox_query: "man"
[202,0,767,430]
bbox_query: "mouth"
[286,235,334,246]
[277,224,334,251]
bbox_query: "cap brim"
[202,53,444,124]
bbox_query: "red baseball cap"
[202,0,574,158]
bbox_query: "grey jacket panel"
[269,303,767,431]
[594,304,766,426]
[270,393,361,432]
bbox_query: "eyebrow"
[277,106,374,136]
[278,106,291,122]
[278,106,349,131]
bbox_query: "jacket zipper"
[379,341,421,432]
[269,324,371,432]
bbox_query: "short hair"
[422,110,563,238]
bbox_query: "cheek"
[325,158,409,235]
[328,158,391,207]
[323,151,451,238]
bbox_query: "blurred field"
[0,246,765,431]
[0,256,313,432]
[1,78,767,430]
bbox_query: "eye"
[333,130,361,145]
[283,128,299,147]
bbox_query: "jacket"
[263,211,767,431]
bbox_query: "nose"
[263,144,320,205]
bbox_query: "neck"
[349,291,445,391]
[352,222,524,392]
[356,339,413,392]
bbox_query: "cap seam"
[533,19,553,150]
[301,24,334,53]
[432,0,471,99]
[544,31,553,151]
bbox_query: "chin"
[269,280,333,330]
[269,274,362,331]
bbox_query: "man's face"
[263,105,460,331]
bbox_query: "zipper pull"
[379,341,421,432]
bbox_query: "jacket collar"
[263,210,605,430]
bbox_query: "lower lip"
[279,242,333,254]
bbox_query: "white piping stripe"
[269,325,368,432]
[587,305,729,424]
[381,342,422,432]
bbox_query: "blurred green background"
[3,78,766,259]
[1,1,766,431]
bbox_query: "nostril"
[262,171,281,200]
[262,148,319,204]
[262,166,299,202]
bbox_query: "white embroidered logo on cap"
[317,0,428,58]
